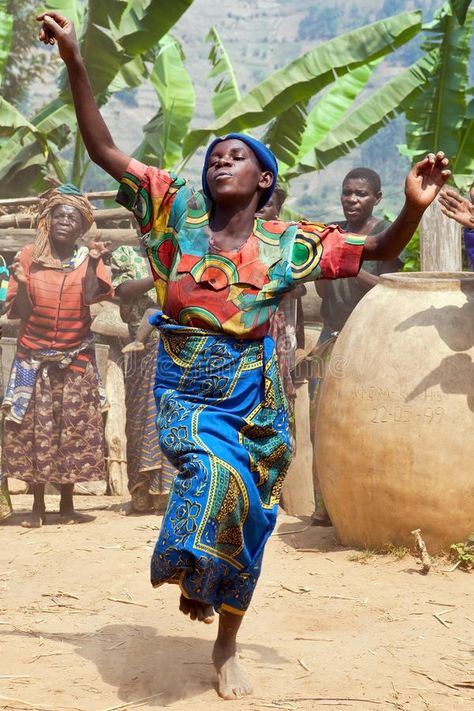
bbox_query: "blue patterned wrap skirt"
[150,314,292,615]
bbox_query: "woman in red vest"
[2,185,113,528]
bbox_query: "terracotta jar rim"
[380,271,474,291]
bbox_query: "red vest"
[7,245,112,351]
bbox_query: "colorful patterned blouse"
[117,159,366,339]
[110,245,157,338]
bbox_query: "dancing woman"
[38,11,450,699]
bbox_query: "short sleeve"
[110,245,149,290]
[116,158,187,237]
[288,221,366,285]
[116,159,190,304]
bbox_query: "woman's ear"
[259,170,274,189]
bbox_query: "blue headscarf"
[202,133,278,211]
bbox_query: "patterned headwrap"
[32,184,95,268]
[202,133,278,210]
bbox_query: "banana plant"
[0,0,38,140]
[284,51,438,178]
[182,10,423,158]
[399,1,474,190]
[263,60,383,174]
[0,0,196,195]
[132,35,195,169]
[0,0,12,77]
[206,26,241,119]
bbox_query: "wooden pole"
[0,206,131,228]
[0,228,139,252]
[104,358,128,496]
[281,380,315,517]
[0,190,117,208]
[420,200,462,271]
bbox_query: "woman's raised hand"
[11,252,27,284]
[404,152,451,212]
[37,11,79,63]
[438,188,474,229]
[87,234,112,260]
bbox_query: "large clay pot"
[315,272,474,552]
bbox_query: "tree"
[1,0,56,106]
[399,0,474,191]
[0,0,196,196]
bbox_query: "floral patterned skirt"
[149,315,292,615]
[2,362,106,484]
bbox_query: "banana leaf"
[44,0,129,101]
[45,0,85,29]
[449,0,472,24]
[0,0,13,81]
[206,26,241,119]
[262,102,310,170]
[0,98,74,192]
[266,60,381,173]
[451,94,474,189]
[182,10,422,158]
[132,35,195,168]
[289,51,438,176]
[0,133,68,197]
[120,0,195,55]
[0,99,38,139]
[400,5,473,164]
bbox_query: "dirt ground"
[1,495,473,711]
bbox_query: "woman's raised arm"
[37,11,131,182]
[362,152,451,261]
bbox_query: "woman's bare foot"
[20,510,45,528]
[58,512,93,525]
[179,594,214,623]
[122,340,145,354]
[212,641,252,700]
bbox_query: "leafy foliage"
[206,26,241,120]
[132,35,195,169]
[450,534,474,570]
[400,2,474,189]
[449,0,472,23]
[1,0,53,106]
[183,11,423,158]
[0,0,13,81]
[0,0,197,194]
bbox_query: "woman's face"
[340,178,381,225]
[256,193,279,221]
[205,139,272,207]
[50,205,84,249]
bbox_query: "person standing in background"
[0,255,12,521]
[311,168,404,525]
[256,185,305,444]
[2,186,112,528]
[111,245,177,513]
[439,187,474,268]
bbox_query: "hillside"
[29,0,460,218]
[100,0,442,220]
